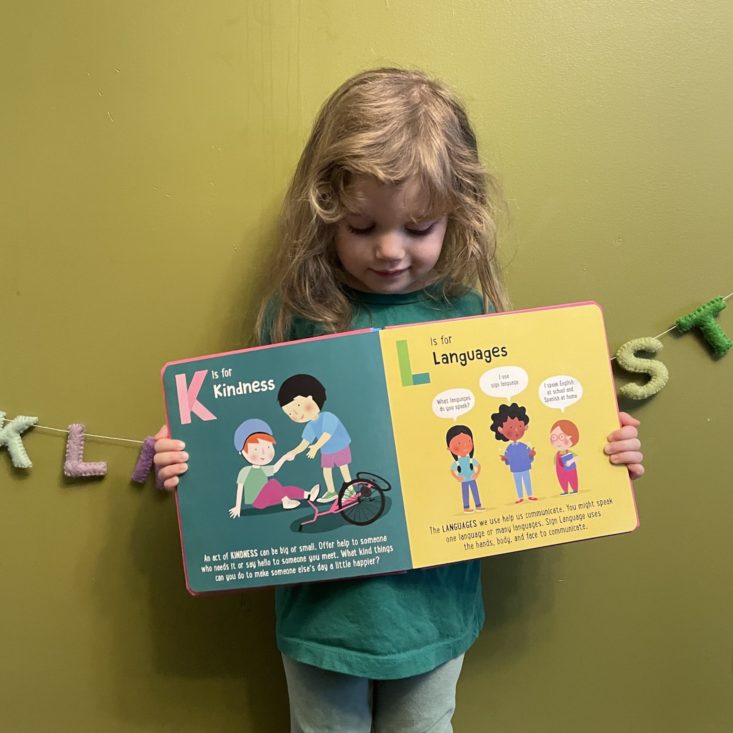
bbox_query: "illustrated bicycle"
[298,471,392,531]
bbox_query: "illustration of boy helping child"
[278,374,353,503]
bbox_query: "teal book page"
[162,330,411,593]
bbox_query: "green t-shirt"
[263,285,490,679]
[237,464,275,505]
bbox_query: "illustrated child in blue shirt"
[490,402,538,503]
[446,424,485,513]
[278,374,352,503]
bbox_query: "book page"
[380,302,637,568]
[163,330,410,592]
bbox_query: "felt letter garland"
[64,423,108,478]
[615,337,670,400]
[0,411,38,468]
[676,297,732,357]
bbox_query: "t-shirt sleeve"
[320,412,340,436]
[236,466,251,484]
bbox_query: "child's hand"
[153,425,189,490]
[306,445,319,459]
[228,506,240,518]
[604,412,644,479]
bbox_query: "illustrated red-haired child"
[229,418,320,518]
[549,419,580,494]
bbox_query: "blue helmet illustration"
[233,418,273,452]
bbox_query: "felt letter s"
[615,337,670,400]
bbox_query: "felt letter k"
[0,411,38,468]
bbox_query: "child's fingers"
[162,475,180,491]
[606,425,639,443]
[604,438,641,455]
[154,438,186,455]
[626,463,645,480]
[153,451,189,468]
[618,411,640,428]
[607,450,643,466]
[157,461,189,482]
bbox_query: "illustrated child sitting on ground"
[446,424,485,513]
[229,418,319,518]
[278,374,352,503]
[549,419,580,494]
[489,402,537,503]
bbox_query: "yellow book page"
[379,302,638,568]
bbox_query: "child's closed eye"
[346,223,376,235]
[405,223,436,237]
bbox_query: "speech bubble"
[432,388,475,421]
[538,375,583,412]
[479,366,529,402]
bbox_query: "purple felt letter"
[64,423,108,478]
[131,436,164,489]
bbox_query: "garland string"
[3,291,731,445]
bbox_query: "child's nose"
[375,231,405,261]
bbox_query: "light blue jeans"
[512,469,533,499]
[282,653,465,733]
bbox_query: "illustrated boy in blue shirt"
[278,374,352,503]
[490,402,538,503]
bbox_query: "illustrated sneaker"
[317,491,338,503]
[282,498,300,509]
[307,484,320,502]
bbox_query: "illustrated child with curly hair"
[490,402,537,503]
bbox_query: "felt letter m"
[175,370,216,425]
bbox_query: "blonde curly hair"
[257,67,509,343]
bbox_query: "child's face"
[242,439,275,466]
[335,176,447,294]
[448,433,473,457]
[550,426,573,450]
[282,395,320,423]
[498,417,528,442]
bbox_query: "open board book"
[162,301,638,594]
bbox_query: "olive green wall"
[2,1,731,731]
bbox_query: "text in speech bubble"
[432,388,475,421]
[538,375,583,412]
[479,366,529,402]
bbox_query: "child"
[229,418,320,518]
[490,402,537,503]
[550,419,580,494]
[446,424,484,513]
[154,67,644,732]
[277,374,352,503]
